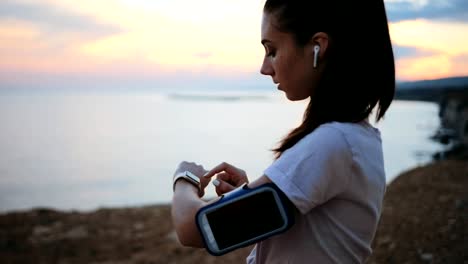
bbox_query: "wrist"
[173,171,203,197]
[174,179,199,193]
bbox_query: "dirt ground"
[1,160,466,264]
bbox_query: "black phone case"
[195,183,294,256]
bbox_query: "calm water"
[0,91,443,212]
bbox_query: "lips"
[273,79,280,90]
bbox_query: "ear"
[306,32,329,60]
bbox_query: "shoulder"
[309,121,381,150]
[282,123,352,164]
[266,122,360,212]
[281,121,380,164]
[286,122,353,158]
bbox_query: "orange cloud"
[390,19,468,55]
[389,19,468,80]
[396,55,452,81]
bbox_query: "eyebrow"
[261,39,272,45]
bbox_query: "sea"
[0,89,444,212]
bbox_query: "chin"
[285,93,309,101]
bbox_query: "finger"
[213,179,235,196]
[217,172,247,188]
[204,162,240,178]
[215,172,233,182]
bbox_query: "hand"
[204,162,249,196]
[173,161,210,197]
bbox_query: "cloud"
[385,0,468,22]
[0,0,121,37]
[393,44,440,60]
[393,49,468,81]
[452,53,468,64]
[389,19,468,56]
[450,53,468,76]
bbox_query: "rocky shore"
[1,160,467,264]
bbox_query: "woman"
[171,0,395,263]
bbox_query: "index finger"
[203,162,239,178]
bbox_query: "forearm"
[171,181,207,247]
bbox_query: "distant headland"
[395,76,468,159]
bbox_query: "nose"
[260,57,274,76]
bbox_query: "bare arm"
[171,180,208,247]
[171,161,273,247]
[248,175,272,188]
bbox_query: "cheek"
[275,54,294,80]
[273,48,312,94]
[287,58,314,98]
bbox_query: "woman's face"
[260,12,316,101]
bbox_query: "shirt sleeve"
[264,125,353,214]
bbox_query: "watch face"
[185,171,200,183]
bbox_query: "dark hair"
[264,0,395,158]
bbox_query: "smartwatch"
[173,171,202,196]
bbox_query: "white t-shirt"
[247,121,386,264]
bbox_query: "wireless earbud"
[313,45,320,68]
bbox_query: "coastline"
[1,160,466,263]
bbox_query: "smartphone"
[195,183,294,256]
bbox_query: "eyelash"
[267,50,276,57]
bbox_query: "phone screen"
[205,191,284,250]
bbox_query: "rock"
[420,253,433,262]
[62,226,88,240]
[32,225,52,236]
[378,235,392,245]
[166,230,179,242]
[454,199,464,209]
[438,195,449,203]
[133,222,144,231]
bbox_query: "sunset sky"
[1,0,468,91]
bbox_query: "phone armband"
[195,183,294,256]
